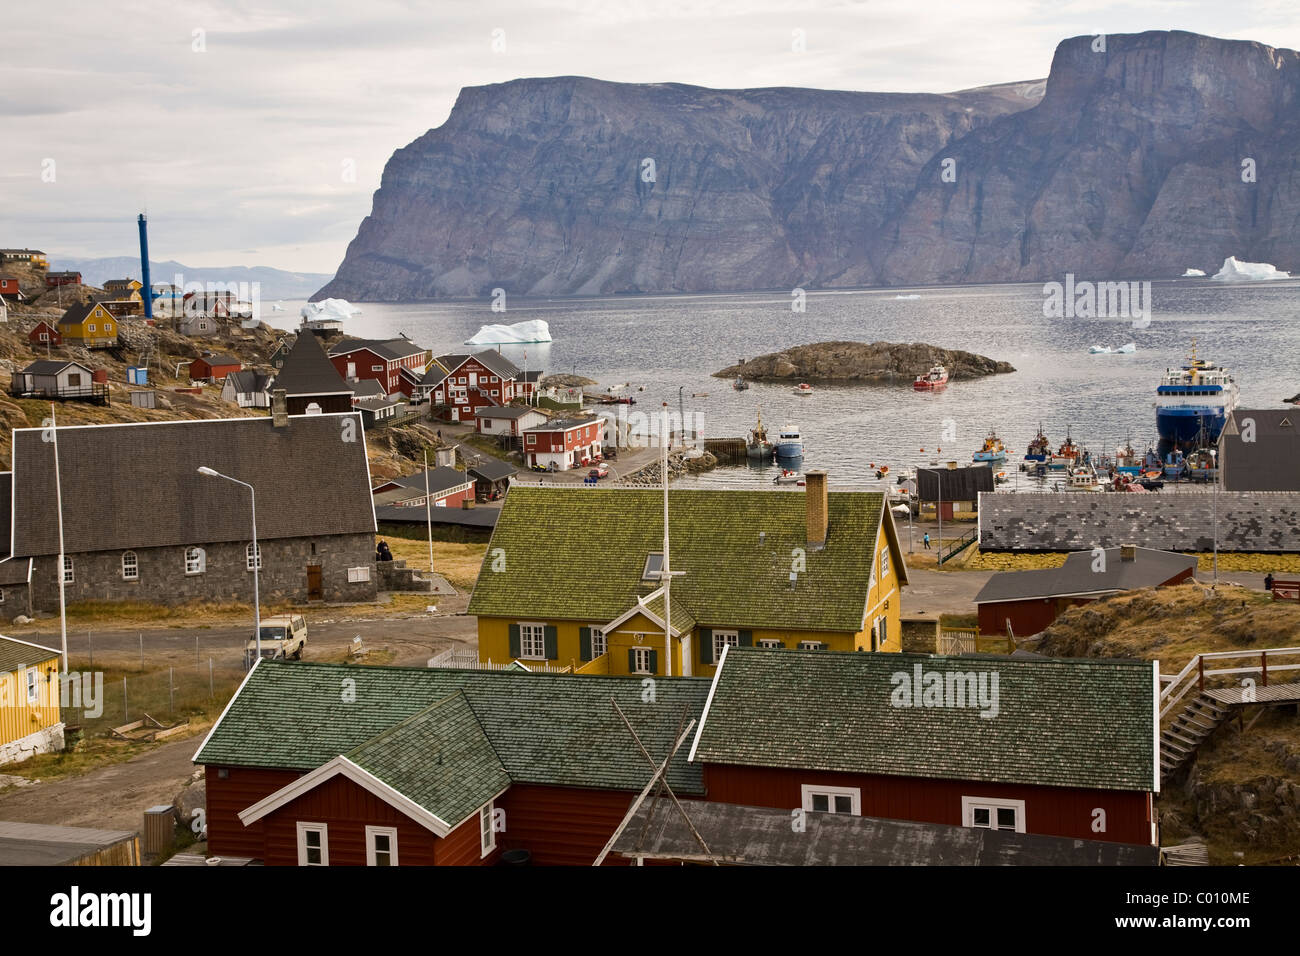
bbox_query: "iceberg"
[1116,342,1136,354]
[893,294,921,300]
[465,318,552,345]
[301,297,361,321]
[1181,268,1206,277]
[1210,256,1291,282]
[1088,345,1113,354]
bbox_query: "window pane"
[973,807,990,827]
[997,807,1017,830]
[833,795,853,814]
[811,794,829,812]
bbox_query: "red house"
[689,646,1160,848]
[189,353,243,382]
[195,661,710,866]
[974,545,1197,638]
[370,466,475,509]
[422,351,536,422]
[28,321,62,347]
[328,337,429,397]
[45,271,82,288]
[522,416,604,471]
[0,276,22,300]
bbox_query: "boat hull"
[775,442,803,458]
[1156,406,1228,444]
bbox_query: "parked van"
[245,614,308,666]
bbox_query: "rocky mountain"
[318,30,1300,300]
[715,341,1014,384]
[56,256,331,301]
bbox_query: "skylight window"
[642,552,664,581]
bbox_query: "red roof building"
[522,417,604,471]
[328,338,429,397]
[28,321,62,347]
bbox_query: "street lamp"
[198,467,260,665]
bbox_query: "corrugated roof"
[11,415,375,556]
[467,487,892,632]
[917,465,995,502]
[194,660,710,794]
[974,547,1197,604]
[273,332,352,397]
[0,635,60,674]
[691,647,1155,792]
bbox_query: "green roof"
[691,647,1156,792]
[345,692,510,827]
[0,636,59,675]
[467,487,894,632]
[196,660,709,796]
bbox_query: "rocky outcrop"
[319,31,1300,300]
[715,341,1013,383]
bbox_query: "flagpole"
[425,447,434,574]
[662,403,672,677]
[51,404,68,673]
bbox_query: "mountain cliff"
[318,31,1300,300]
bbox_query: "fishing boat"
[875,465,890,480]
[1113,438,1142,477]
[1162,448,1187,480]
[746,409,773,460]
[994,470,1009,484]
[793,383,814,397]
[1066,462,1107,492]
[1155,339,1239,447]
[775,424,803,459]
[1049,429,1080,470]
[773,469,804,485]
[1024,425,1051,462]
[912,364,949,390]
[733,375,750,391]
[972,430,1007,463]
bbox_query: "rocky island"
[715,342,1014,384]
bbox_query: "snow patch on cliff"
[1210,257,1290,282]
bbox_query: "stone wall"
[0,722,65,767]
[27,533,377,611]
[979,492,1300,553]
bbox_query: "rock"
[317,32,1299,300]
[715,341,1014,384]
[11,615,31,625]
[173,779,206,830]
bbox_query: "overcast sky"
[3,0,1297,275]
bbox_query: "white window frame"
[758,638,783,649]
[185,546,205,575]
[642,552,664,581]
[519,622,547,660]
[480,802,496,858]
[798,640,825,651]
[27,668,38,704]
[87,323,95,332]
[347,566,371,583]
[297,822,329,866]
[590,627,607,657]
[121,551,138,581]
[62,555,74,584]
[800,784,861,815]
[961,796,1026,833]
[246,542,261,571]
[631,646,653,674]
[713,629,739,660]
[880,547,889,578]
[365,825,399,866]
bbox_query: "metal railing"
[426,647,573,673]
[937,528,978,565]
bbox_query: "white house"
[474,405,548,438]
[221,369,275,408]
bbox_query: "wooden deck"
[0,820,139,865]
[1204,681,1300,706]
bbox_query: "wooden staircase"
[1159,692,1232,784]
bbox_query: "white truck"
[245,614,308,667]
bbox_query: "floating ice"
[1210,256,1290,282]
[465,318,553,345]
[1089,343,1137,355]
[1116,342,1136,354]
[301,298,361,321]
[1182,268,1206,277]
[893,294,921,300]
[271,302,285,311]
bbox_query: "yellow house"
[0,635,63,766]
[57,301,117,348]
[467,473,908,678]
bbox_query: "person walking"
[1264,572,1275,594]
[923,532,931,551]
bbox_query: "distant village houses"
[45,271,81,288]
[0,276,23,301]
[27,320,63,348]
[422,350,539,422]
[328,337,429,398]
[221,369,275,409]
[273,332,354,415]
[0,249,48,269]
[56,302,118,348]
[189,353,242,383]
[9,360,106,405]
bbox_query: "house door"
[306,565,323,601]
[346,361,356,378]
[469,372,478,387]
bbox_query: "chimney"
[271,388,288,428]
[805,470,828,550]
[946,460,958,470]
[1120,543,1137,562]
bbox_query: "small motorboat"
[994,471,1009,484]
[793,383,814,396]
[913,364,949,390]
[972,430,1007,463]
[875,465,890,480]
[733,375,750,391]
[773,469,804,485]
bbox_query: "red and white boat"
[912,364,949,390]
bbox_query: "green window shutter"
[648,649,659,674]
[739,630,753,647]
[543,625,558,660]
[508,623,521,658]
[699,628,713,664]
[627,649,637,673]
[579,627,592,661]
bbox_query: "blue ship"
[775,424,803,459]
[1155,341,1238,447]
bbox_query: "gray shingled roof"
[0,635,59,674]
[19,360,88,376]
[0,557,32,587]
[273,331,352,397]
[691,647,1156,792]
[1221,409,1300,492]
[433,350,521,381]
[194,660,710,795]
[329,338,426,362]
[613,801,1159,866]
[467,459,517,481]
[11,415,375,556]
[979,492,1300,552]
[375,466,471,496]
[473,405,540,420]
[918,466,995,502]
[974,547,1198,604]
[225,369,273,393]
[349,379,386,399]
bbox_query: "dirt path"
[0,736,201,832]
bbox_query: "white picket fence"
[426,647,572,673]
